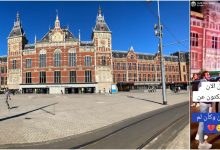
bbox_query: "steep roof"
[112,48,182,62]
[8,12,25,38]
[93,6,111,32]
[24,44,35,50]
[164,55,179,62]
[0,56,7,63]
[80,41,94,47]
[112,51,127,58]
[39,13,77,43]
[112,50,155,60]
[40,28,76,42]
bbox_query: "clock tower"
[7,12,28,89]
[92,6,113,92]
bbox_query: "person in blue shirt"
[196,71,212,149]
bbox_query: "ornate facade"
[191,2,220,74]
[0,8,188,93]
[112,49,188,89]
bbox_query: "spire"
[9,12,25,38]
[78,29,81,41]
[16,11,20,22]
[14,11,21,27]
[55,9,60,29]
[98,5,102,17]
[94,6,110,32]
[35,34,37,44]
[56,9,59,20]
[129,46,134,52]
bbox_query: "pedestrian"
[178,86,181,92]
[175,86,178,93]
[195,71,212,149]
[191,73,200,107]
[61,90,63,95]
[5,88,11,109]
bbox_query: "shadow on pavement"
[41,108,55,115]
[0,102,58,122]
[127,96,163,105]
[10,106,19,109]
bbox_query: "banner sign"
[192,113,220,133]
[193,82,220,102]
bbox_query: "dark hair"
[216,77,220,82]
[192,73,198,80]
[200,71,209,79]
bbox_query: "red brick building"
[0,56,7,89]
[191,2,220,74]
[0,8,189,94]
[112,48,188,90]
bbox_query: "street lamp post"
[154,0,167,105]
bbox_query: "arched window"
[54,49,61,67]
[68,49,76,66]
[39,49,46,68]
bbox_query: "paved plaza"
[166,124,190,149]
[0,89,188,146]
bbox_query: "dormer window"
[131,55,134,59]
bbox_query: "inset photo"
[191,1,220,149]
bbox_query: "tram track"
[0,101,189,149]
[79,101,189,149]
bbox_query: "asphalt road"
[80,101,189,149]
[3,101,188,149]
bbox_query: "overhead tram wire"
[163,39,189,55]
[146,2,189,50]
[163,39,189,47]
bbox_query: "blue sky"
[0,1,189,56]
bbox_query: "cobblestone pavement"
[166,124,190,149]
[0,90,188,145]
